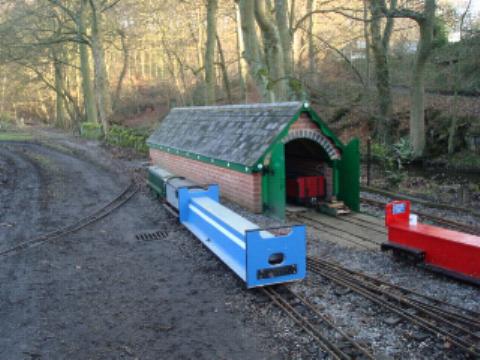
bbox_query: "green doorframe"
[332,160,340,197]
[337,138,360,211]
[261,142,286,219]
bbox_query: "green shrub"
[0,112,15,131]
[371,138,414,189]
[106,125,150,153]
[392,137,415,164]
[80,122,103,140]
[371,142,389,162]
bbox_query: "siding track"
[0,182,138,257]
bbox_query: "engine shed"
[147,102,359,219]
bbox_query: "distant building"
[342,40,367,61]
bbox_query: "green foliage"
[256,68,268,78]
[371,142,388,162]
[442,150,480,171]
[80,122,103,140]
[0,112,13,121]
[391,137,415,164]
[288,78,303,94]
[106,125,150,153]
[433,17,449,49]
[0,132,32,141]
[0,121,13,132]
[0,112,15,131]
[371,138,414,188]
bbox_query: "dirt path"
[0,135,280,359]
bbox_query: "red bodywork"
[385,200,480,283]
[287,176,325,202]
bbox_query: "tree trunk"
[237,0,273,101]
[363,0,371,89]
[448,0,470,154]
[113,29,129,110]
[275,0,293,79]
[410,0,435,157]
[447,59,459,154]
[410,59,427,157]
[216,33,233,103]
[306,0,315,77]
[90,0,112,134]
[0,74,6,115]
[204,0,218,105]
[369,0,394,144]
[78,0,98,124]
[54,58,65,128]
[235,2,248,102]
[197,6,204,71]
[255,0,287,101]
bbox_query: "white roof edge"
[170,101,305,111]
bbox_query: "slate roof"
[147,102,305,167]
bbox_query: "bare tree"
[369,0,396,144]
[381,0,437,157]
[89,0,113,133]
[205,0,218,104]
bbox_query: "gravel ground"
[0,131,292,360]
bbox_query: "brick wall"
[150,149,262,213]
[285,156,324,177]
[290,113,319,131]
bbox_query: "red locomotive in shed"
[287,175,326,205]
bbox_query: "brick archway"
[282,129,341,160]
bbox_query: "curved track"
[0,182,138,257]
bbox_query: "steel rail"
[332,215,387,235]
[308,265,480,357]
[262,286,375,360]
[308,259,480,357]
[291,214,373,250]
[284,287,375,360]
[314,258,480,321]
[310,261,480,333]
[294,213,382,247]
[0,182,138,257]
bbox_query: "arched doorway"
[262,127,359,219]
[285,138,332,204]
[283,129,341,207]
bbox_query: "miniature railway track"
[0,182,139,257]
[361,197,480,236]
[333,215,386,235]
[261,286,375,360]
[290,212,382,250]
[308,257,480,357]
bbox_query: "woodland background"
[0,0,479,161]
